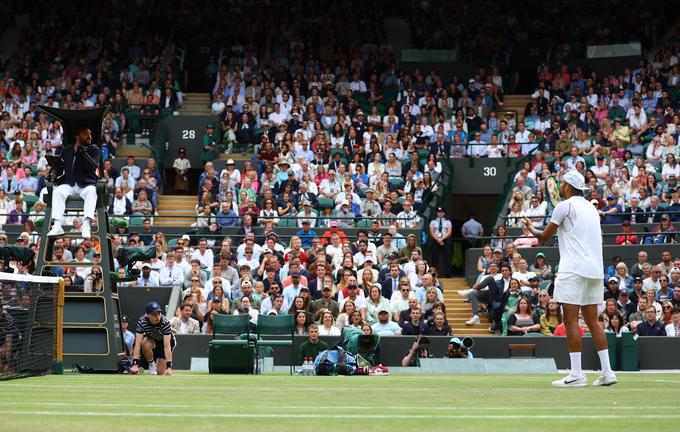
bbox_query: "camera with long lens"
[0,246,36,274]
[449,337,474,358]
[116,246,156,280]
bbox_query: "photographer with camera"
[445,337,474,359]
[47,127,100,239]
[401,335,433,367]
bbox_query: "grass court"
[2,372,679,431]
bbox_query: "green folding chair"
[129,216,146,226]
[389,177,404,188]
[23,194,39,212]
[208,314,255,374]
[356,219,372,228]
[318,197,334,209]
[256,314,295,375]
[538,280,551,291]
[278,216,298,228]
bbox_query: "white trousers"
[52,184,97,222]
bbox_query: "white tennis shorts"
[553,272,603,306]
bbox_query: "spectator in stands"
[615,220,638,245]
[401,308,426,335]
[424,311,452,336]
[132,190,153,216]
[630,252,648,278]
[108,187,132,216]
[643,266,663,293]
[506,296,541,335]
[371,307,402,336]
[666,307,680,337]
[599,195,623,224]
[136,263,160,287]
[540,299,562,336]
[170,303,201,335]
[648,214,677,244]
[636,305,667,336]
[513,226,539,249]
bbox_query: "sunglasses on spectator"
[663,305,672,309]
[191,279,199,282]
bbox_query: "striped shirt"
[135,315,173,342]
[0,311,18,339]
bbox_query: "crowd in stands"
[408,0,673,65]
[2,1,680,349]
[464,249,680,337]
[0,1,187,229]
[501,44,680,235]
[466,39,680,336]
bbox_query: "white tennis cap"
[562,170,590,192]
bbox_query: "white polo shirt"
[549,195,603,279]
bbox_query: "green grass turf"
[1,373,679,431]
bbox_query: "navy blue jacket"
[56,144,100,187]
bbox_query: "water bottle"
[256,355,263,374]
[303,358,310,376]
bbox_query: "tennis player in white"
[523,171,617,387]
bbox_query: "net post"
[55,277,65,375]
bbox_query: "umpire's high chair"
[34,106,125,372]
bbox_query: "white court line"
[0,401,662,410]
[652,379,680,384]
[1,411,680,420]
[1,383,670,393]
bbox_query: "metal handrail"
[0,212,421,222]
[499,210,680,219]
[470,231,679,242]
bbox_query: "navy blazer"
[56,144,100,188]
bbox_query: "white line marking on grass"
[652,379,680,384]
[0,402,663,410]
[2,411,680,420]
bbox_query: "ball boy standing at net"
[523,171,617,387]
[129,301,175,376]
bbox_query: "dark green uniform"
[298,339,328,364]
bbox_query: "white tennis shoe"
[81,223,91,239]
[552,374,587,387]
[47,223,64,237]
[593,373,618,386]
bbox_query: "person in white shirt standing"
[429,207,453,278]
[159,254,184,287]
[191,238,214,269]
[523,170,616,387]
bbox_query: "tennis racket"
[546,175,561,207]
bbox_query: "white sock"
[83,218,91,228]
[569,352,583,377]
[597,349,613,376]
